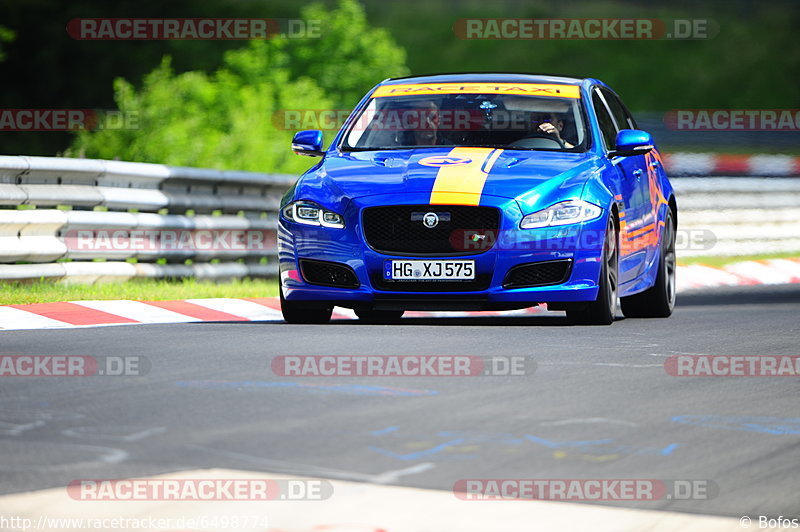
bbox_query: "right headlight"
[520,200,602,229]
[282,201,345,229]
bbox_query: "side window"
[591,91,617,151]
[622,102,637,129]
[602,89,637,130]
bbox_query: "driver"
[532,111,574,149]
[396,100,450,146]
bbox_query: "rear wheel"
[567,217,618,326]
[355,310,404,324]
[280,286,333,324]
[621,209,676,318]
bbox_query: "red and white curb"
[0,298,549,330]
[0,260,798,330]
[677,257,800,290]
[664,153,800,177]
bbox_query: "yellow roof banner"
[372,83,581,99]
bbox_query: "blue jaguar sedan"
[278,73,677,325]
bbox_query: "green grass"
[0,278,279,305]
[1,253,797,305]
[678,252,800,268]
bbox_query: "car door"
[601,88,662,270]
[590,89,644,284]
[593,87,652,282]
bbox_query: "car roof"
[381,72,587,86]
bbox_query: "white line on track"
[61,426,166,442]
[369,462,436,484]
[186,444,435,484]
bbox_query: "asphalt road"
[1,283,799,519]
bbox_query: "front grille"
[299,259,359,288]
[362,205,499,256]
[372,273,492,292]
[503,260,572,288]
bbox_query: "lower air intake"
[299,259,360,288]
[503,260,572,288]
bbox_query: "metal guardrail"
[664,153,800,177]
[0,156,293,283]
[637,113,800,154]
[673,178,800,257]
[0,156,798,283]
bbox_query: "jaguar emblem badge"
[422,212,439,229]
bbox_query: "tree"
[67,0,409,173]
[0,26,15,62]
[284,0,409,108]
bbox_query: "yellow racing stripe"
[429,147,502,205]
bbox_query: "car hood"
[308,148,602,203]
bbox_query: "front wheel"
[620,209,676,318]
[566,217,618,326]
[280,286,333,324]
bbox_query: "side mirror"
[292,130,324,157]
[609,129,654,158]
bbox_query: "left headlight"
[520,200,602,229]
[282,200,346,229]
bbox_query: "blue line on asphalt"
[672,415,800,435]
[368,439,466,461]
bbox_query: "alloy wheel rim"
[607,222,618,313]
[665,217,677,307]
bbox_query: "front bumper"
[278,193,606,311]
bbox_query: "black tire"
[566,217,618,326]
[354,310,404,324]
[621,209,677,318]
[280,286,333,324]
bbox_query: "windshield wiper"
[340,146,413,152]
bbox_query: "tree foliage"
[68,0,408,172]
[0,26,15,62]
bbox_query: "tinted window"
[591,91,617,150]
[602,89,636,130]
[343,90,589,152]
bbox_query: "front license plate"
[383,260,475,280]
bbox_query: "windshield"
[343,83,588,152]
